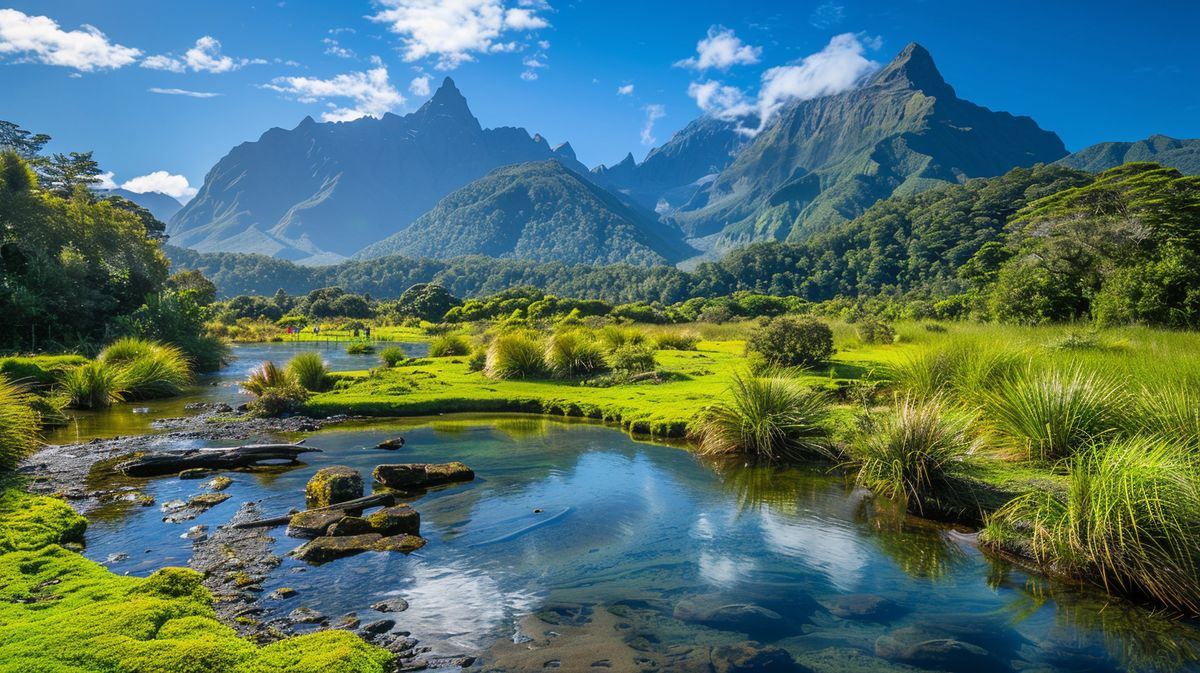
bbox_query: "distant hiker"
[365,326,371,339]
[353,328,360,338]
[313,325,320,336]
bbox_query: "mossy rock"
[371,462,474,490]
[291,534,382,564]
[372,535,426,554]
[365,505,420,536]
[285,509,348,539]
[305,467,364,509]
[327,516,374,537]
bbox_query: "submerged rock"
[371,598,410,613]
[204,476,233,491]
[291,533,383,563]
[367,504,421,536]
[179,468,212,479]
[373,534,427,554]
[372,462,474,490]
[305,466,364,508]
[682,642,803,673]
[673,598,785,634]
[376,437,405,450]
[288,606,326,624]
[819,594,902,621]
[286,509,348,538]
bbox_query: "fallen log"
[231,491,398,529]
[117,443,321,477]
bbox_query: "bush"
[982,365,1126,461]
[287,353,330,392]
[852,396,982,515]
[544,332,609,378]
[856,318,896,345]
[484,333,547,379]
[346,342,375,355]
[0,375,39,471]
[982,437,1200,613]
[698,373,831,461]
[378,347,406,368]
[59,362,124,409]
[746,316,833,369]
[467,347,486,372]
[598,326,646,352]
[429,335,470,357]
[653,331,699,351]
[241,361,309,416]
[99,338,192,400]
[610,344,656,374]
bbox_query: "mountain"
[355,160,695,266]
[95,188,183,223]
[673,43,1068,246]
[167,77,589,264]
[1057,135,1200,175]
[591,115,750,214]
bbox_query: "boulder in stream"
[367,504,420,536]
[286,509,348,538]
[372,462,474,490]
[376,438,405,450]
[373,534,427,554]
[291,533,383,563]
[305,466,363,508]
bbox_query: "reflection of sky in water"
[79,398,1200,671]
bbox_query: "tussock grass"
[241,361,309,416]
[544,331,608,378]
[852,396,982,515]
[98,338,192,400]
[0,375,39,471]
[888,342,1023,402]
[983,436,1200,613]
[58,362,124,409]
[698,372,831,461]
[982,365,1127,461]
[345,342,375,355]
[653,331,700,351]
[484,333,547,379]
[598,326,647,352]
[429,335,470,357]
[1134,383,1200,447]
[379,347,407,368]
[287,352,330,392]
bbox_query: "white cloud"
[369,0,551,70]
[617,83,634,96]
[522,55,546,68]
[0,9,140,72]
[149,87,221,98]
[141,54,184,72]
[323,38,355,59]
[142,35,260,74]
[809,2,845,29]
[121,171,197,200]
[96,171,117,190]
[409,75,431,96]
[674,25,760,71]
[265,66,405,122]
[519,69,538,81]
[640,104,665,146]
[685,33,879,133]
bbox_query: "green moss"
[0,485,87,553]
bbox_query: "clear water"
[69,345,1200,672]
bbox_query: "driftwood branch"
[231,492,399,529]
[117,443,321,477]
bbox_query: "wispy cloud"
[409,75,431,96]
[323,37,355,59]
[617,83,634,96]
[809,2,845,29]
[369,0,551,70]
[641,104,665,146]
[265,66,404,122]
[142,36,263,74]
[0,9,140,71]
[674,25,761,71]
[149,87,221,98]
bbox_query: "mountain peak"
[552,141,576,160]
[412,75,479,129]
[616,152,636,168]
[869,42,953,96]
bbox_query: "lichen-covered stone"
[291,533,383,563]
[366,505,420,536]
[327,516,374,537]
[204,476,233,491]
[372,462,474,490]
[372,534,426,554]
[285,509,347,539]
[305,466,363,508]
[376,437,405,450]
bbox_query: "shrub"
[287,353,330,392]
[429,335,470,357]
[59,362,124,409]
[698,373,831,461]
[544,332,609,378]
[856,318,896,345]
[378,347,406,368]
[982,437,1200,613]
[746,316,833,369]
[610,344,656,374]
[852,396,982,515]
[0,375,39,471]
[484,333,547,379]
[598,326,646,352]
[982,365,1126,461]
[99,338,192,400]
[653,331,699,351]
[241,361,309,416]
[346,342,375,355]
[466,348,486,372]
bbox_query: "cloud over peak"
[265,66,404,122]
[675,25,760,71]
[121,170,198,200]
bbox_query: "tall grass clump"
[1134,384,1200,447]
[58,362,125,409]
[241,361,308,416]
[598,326,646,352]
[982,365,1126,461]
[99,338,192,400]
[888,342,1022,402]
[982,437,1200,613]
[653,331,699,351]
[287,352,330,392]
[0,375,39,471]
[484,333,547,379]
[852,396,982,515]
[346,342,375,355]
[544,331,609,378]
[379,347,407,368]
[429,335,471,357]
[698,373,831,461]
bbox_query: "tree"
[166,270,217,306]
[394,283,462,322]
[0,120,49,161]
[42,151,102,197]
[103,195,167,241]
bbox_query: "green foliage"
[544,331,609,378]
[983,437,1200,613]
[609,343,656,374]
[852,396,981,514]
[241,361,308,416]
[118,291,228,371]
[345,342,375,355]
[58,362,124,410]
[98,338,192,400]
[429,335,470,357]
[378,347,407,368]
[598,326,646,351]
[887,342,1023,403]
[746,316,833,369]
[386,283,461,323]
[484,333,547,379]
[653,331,699,351]
[698,373,831,461]
[0,377,39,471]
[286,353,330,392]
[855,317,895,344]
[0,355,88,386]
[982,365,1127,461]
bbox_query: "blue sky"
[1,0,1197,201]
